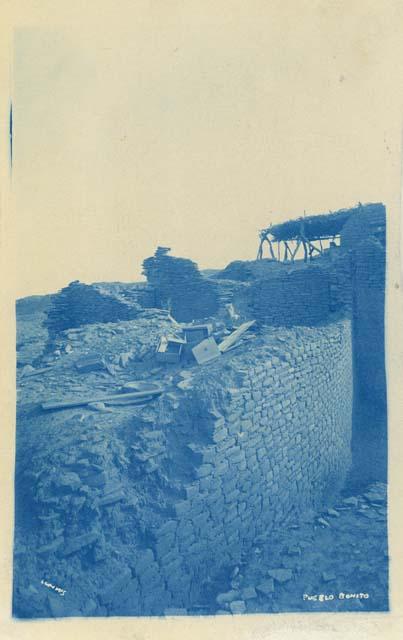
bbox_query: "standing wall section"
[151,317,353,608]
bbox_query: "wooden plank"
[20,366,54,378]
[41,388,163,411]
[218,320,256,353]
[192,337,221,365]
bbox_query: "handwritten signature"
[40,579,66,597]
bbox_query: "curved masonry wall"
[15,317,353,617]
[147,317,353,609]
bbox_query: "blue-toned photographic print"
[13,202,388,618]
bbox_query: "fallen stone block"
[229,600,246,614]
[47,594,68,618]
[97,490,125,506]
[177,378,194,390]
[216,590,241,605]
[267,569,293,583]
[61,531,99,556]
[317,517,331,528]
[99,567,132,604]
[342,496,359,507]
[242,586,257,600]
[119,351,134,368]
[287,545,301,556]
[363,486,387,505]
[37,536,64,555]
[75,354,106,373]
[256,580,275,595]
[84,471,108,488]
[52,471,81,491]
[322,571,336,582]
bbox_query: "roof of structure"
[261,203,385,242]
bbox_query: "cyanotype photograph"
[4,2,402,633]
[13,210,388,618]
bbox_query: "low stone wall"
[45,281,140,336]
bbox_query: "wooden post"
[267,237,276,260]
[303,239,308,262]
[291,238,301,261]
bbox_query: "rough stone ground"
[212,482,388,614]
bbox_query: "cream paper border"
[1,2,403,639]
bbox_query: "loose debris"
[212,483,387,614]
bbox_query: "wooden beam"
[41,387,164,411]
[218,320,256,353]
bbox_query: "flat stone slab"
[61,532,99,556]
[216,590,240,605]
[256,579,275,595]
[267,569,293,583]
[242,586,257,600]
[342,496,359,507]
[229,600,246,614]
[322,571,336,582]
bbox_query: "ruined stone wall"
[14,316,353,617]
[340,203,386,251]
[142,248,220,322]
[45,282,140,336]
[147,317,353,609]
[251,265,331,326]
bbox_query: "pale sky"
[10,1,403,296]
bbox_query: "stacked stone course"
[251,265,331,326]
[142,248,220,322]
[143,318,353,608]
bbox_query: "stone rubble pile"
[213,482,388,614]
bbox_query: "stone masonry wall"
[14,316,353,617]
[251,265,331,326]
[148,317,353,609]
[352,237,386,408]
[142,247,220,322]
[45,282,140,336]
